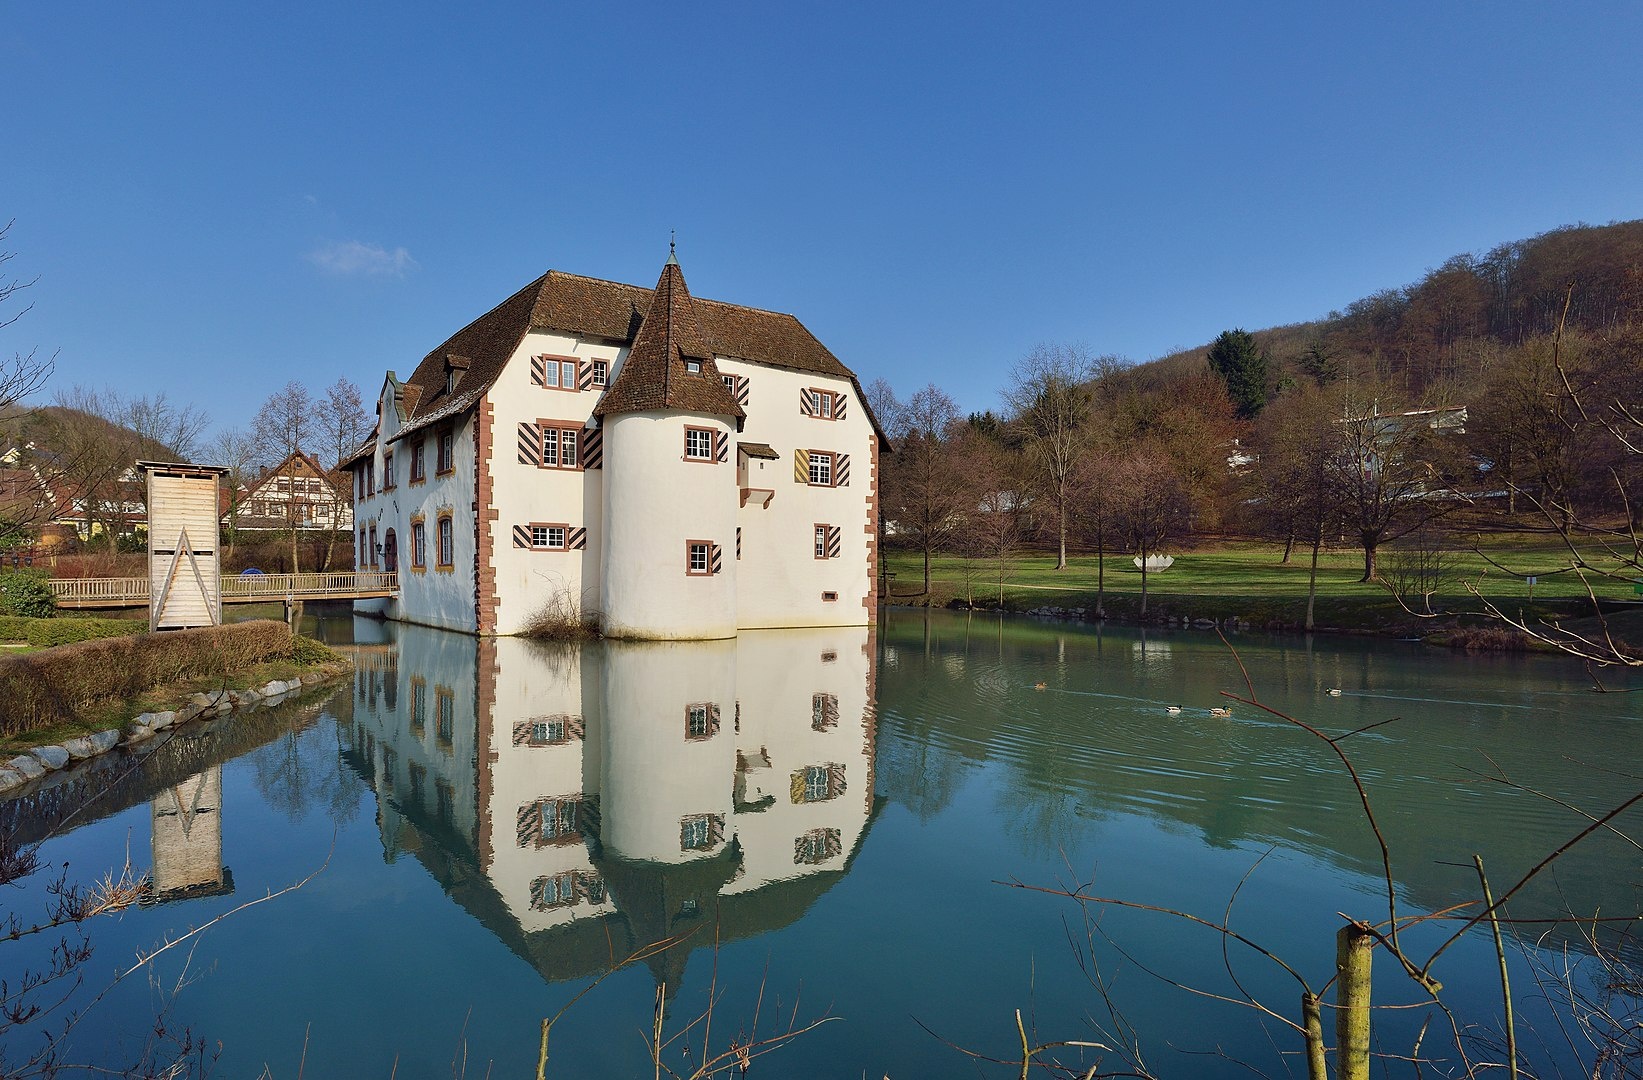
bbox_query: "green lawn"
[884,536,1638,632]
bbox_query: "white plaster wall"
[718,359,876,630]
[724,626,873,893]
[601,411,738,639]
[487,332,628,636]
[597,639,737,863]
[402,412,479,633]
[357,622,481,852]
[485,638,616,932]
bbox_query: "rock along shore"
[0,670,339,796]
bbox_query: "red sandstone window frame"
[813,523,829,559]
[806,450,834,486]
[538,424,582,470]
[686,540,712,576]
[590,359,609,387]
[683,426,715,463]
[527,522,570,551]
[382,450,395,490]
[532,354,581,392]
[807,387,841,420]
[684,702,720,741]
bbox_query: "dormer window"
[685,359,702,374]
[444,356,470,396]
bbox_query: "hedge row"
[0,616,146,647]
[0,620,296,736]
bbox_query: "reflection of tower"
[150,766,233,900]
[596,638,739,991]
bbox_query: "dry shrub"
[1446,625,1529,652]
[0,619,294,736]
[48,553,147,578]
[519,582,600,641]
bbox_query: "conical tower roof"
[594,257,744,420]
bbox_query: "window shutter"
[826,525,841,558]
[827,762,847,798]
[714,430,729,462]
[581,424,602,469]
[512,525,531,548]
[735,375,749,408]
[569,527,587,551]
[834,453,850,487]
[833,393,848,420]
[709,542,723,574]
[799,387,815,417]
[793,448,809,483]
[516,803,542,847]
[530,356,547,387]
[789,770,807,804]
[577,363,593,391]
[735,526,742,560]
[517,422,541,465]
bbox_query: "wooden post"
[1335,923,1373,1080]
[1301,991,1328,1080]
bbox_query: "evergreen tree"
[1207,328,1269,418]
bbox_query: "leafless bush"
[518,580,600,641]
[1382,525,1460,615]
[1445,625,1530,652]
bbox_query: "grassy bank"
[0,620,348,754]
[883,536,1636,636]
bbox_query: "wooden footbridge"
[50,571,399,611]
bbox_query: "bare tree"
[1113,451,1190,616]
[1257,385,1347,630]
[881,384,971,595]
[1330,390,1467,582]
[123,393,208,465]
[0,223,57,546]
[0,221,53,415]
[37,387,141,551]
[1070,450,1120,619]
[208,427,260,558]
[252,381,315,573]
[1004,343,1092,570]
[315,377,369,570]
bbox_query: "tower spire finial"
[667,230,677,265]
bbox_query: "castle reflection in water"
[342,621,879,990]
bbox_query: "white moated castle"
[346,253,886,639]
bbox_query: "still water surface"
[4,610,1639,1078]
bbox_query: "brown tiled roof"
[389,262,885,444]
[594,259,743,419]
[737,442,780,460]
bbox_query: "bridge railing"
[48,577,150,603]
[222,571,399,599]
[48,572,398,607]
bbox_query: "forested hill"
[1144,218,1643,395]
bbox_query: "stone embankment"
[0,670,334,795]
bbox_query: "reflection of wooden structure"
[150,766,234,900]
[142,461,228,631]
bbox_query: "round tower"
[594,253,746,639]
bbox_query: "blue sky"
[6,2,1641,434]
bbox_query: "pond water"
[3,610,1639,1078]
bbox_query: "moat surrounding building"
[345,253,886,638]
[343,620,878,987]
